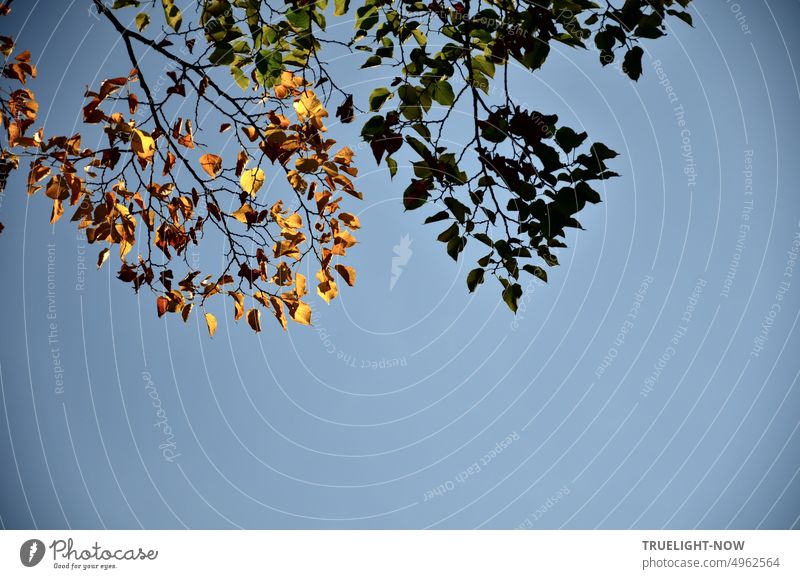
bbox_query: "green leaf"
[209,43,235,66]
[667,9,693,27]
[135,12,150,31]
[474,233,493,247]
[446,236,466,260]
[590,142,618,161]
[360,115,385,138]
[161,0,182,32]
[355,5,379,31]
[386,156,397,178]
[403,179,431,210]
[334,0,350,16]
[361,55,382,68]
[467,268,485,292]
[523,264,548,283]
[622,46,644,80]
[502,282,523,313]
[444,196,470,222]
[471,54,495,78]
[555,127,588,154]
[255,48,282,87]
[230,65,249,90]
[368,87,393,111]
[431,80,455,106]
[286,8,311,31]
[424,211,450,224]
[437,223,459,243]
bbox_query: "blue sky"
[0,0,799,529]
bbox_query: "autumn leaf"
[229,291,244,320]
[240,167,265,196]
[232,203,256,224]
[204,312,217,336]
[135,12,150,31]
[338,212,361,229]
[293,90,327,130]
[246,308,261,332]
[334,264,356,286]
[181,303,193,322]
[157,296,169,318]
[131,129,155,163]
[161,0,182,32]
[199,153,222,179]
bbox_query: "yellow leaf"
[246,308,261,332]
[293,90,328,130]
[199,153,222,179]
[295,273,308,297]
[135,12,150,32]
[240,167,265,196]
[204,312,217,336]
[287,299,312,325]
[229,291,244,321]
[316,269,338,304]
[131,129,156,163]
[232,203,255,224]
[269,296,287,330]
[334,264,356,287]
[119,238,134,260]
[253,291,270,308]
[50,198,64,224]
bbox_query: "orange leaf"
[205,312,217,336]
[199,153,222,179]
[157,296,169,318]
[334,264,356,287]
[246,308,262,332]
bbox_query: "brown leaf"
[229,291,244,321]
[199,153,222,179]
[246,308,261,332]
[334,264,356,286]
[157,296,169,318]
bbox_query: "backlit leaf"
[240,167,265,196]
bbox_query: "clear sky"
[1,0,799,529]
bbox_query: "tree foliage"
[0,0,693,332]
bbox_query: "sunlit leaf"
[199,153,222,179]
[240,167,265,196]
[204,312,217,336]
